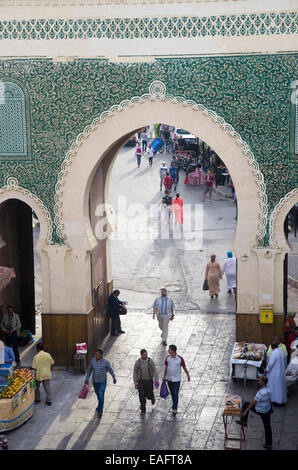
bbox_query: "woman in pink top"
[171,193,183,225]
[136,142,142,168]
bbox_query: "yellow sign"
[260,305,274,324]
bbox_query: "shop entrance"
[0,199,36,335]
[102,123,238,317]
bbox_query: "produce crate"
[0,369,35,432]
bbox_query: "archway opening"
[284,202,298,317]
[88,122,239,345]
[0,199,41,344]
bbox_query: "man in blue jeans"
[85,349,117,418]
[236,375,273,450]
[162,345,190,415]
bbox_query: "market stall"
[222,394,245,450]
[0,368,35,432]
[184,169,204,185]
[229,341,267,386]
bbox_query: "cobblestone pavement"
[6,308,298,451]
[4,145,298,451]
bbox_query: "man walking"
[133,349,159,416]
[265,342,287,406]
[163,172,174,194]
[107,289,126,336]
[1,305,21,367]
[85,349,117,417]
[140,129,148,152]
[162,189,172,221]
[146,143,154,167]
[31,342,55,405]
[152,288,175,346]
[236,376,273,450]
[169,161,179,191]
[159,161,168,191]
[202,170,215,202]
[162,345,190,415]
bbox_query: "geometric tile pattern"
[0,81,28,158]
[54,80,269,246]
[0,11,297,40]
[0,54,297,245]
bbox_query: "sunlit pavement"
[6,144,298,450]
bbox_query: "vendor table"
[222,394,245,450]
[229,342,267,386]
[0,369,35,432]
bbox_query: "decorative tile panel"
[0,55,296,245]
[0,81,29,159]
[0,11,297,40]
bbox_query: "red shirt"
[163,175,174,189]
[205,174,214,187]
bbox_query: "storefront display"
[229,342,267,385]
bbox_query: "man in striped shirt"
[152,287,175,346]
[85,349,117,417]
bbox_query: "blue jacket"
[170,166,178,180]
[4,346,15,365]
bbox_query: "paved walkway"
[6,307,298,451]
[3,144,298,451]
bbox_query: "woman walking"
[205,254,222,299]
[171,193,183,225]
[222,251,237,294]
[136,142,142,168]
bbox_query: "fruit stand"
[0,368,35,432]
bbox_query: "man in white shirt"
[162,344,190,414]
[152,288,175,346]
[159,162,168,191]
[140,130,148,152]
[146,144,154,167]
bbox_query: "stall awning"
[0,266,16,292]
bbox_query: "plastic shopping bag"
[76,343,87,354]
[78,384,89,399]
[160,380,169,399]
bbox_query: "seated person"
[289,328,298,360]
[4,341,15,367]
[285,356,298,388]
[286,327,298,360]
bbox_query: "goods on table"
[0,368,35,432]
[0,369,35,399]
[223,394,242,415]
[232,342,265,361]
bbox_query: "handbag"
[78,384,89,399]
[118,305,127,315]
[203,278,209,291]
[160,380,169,399]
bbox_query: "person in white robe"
[285,356,298,389]
[265,342,287,405]
[222,251,236,294]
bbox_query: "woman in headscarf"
[205,254,222,299]
[222,251,237,294]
